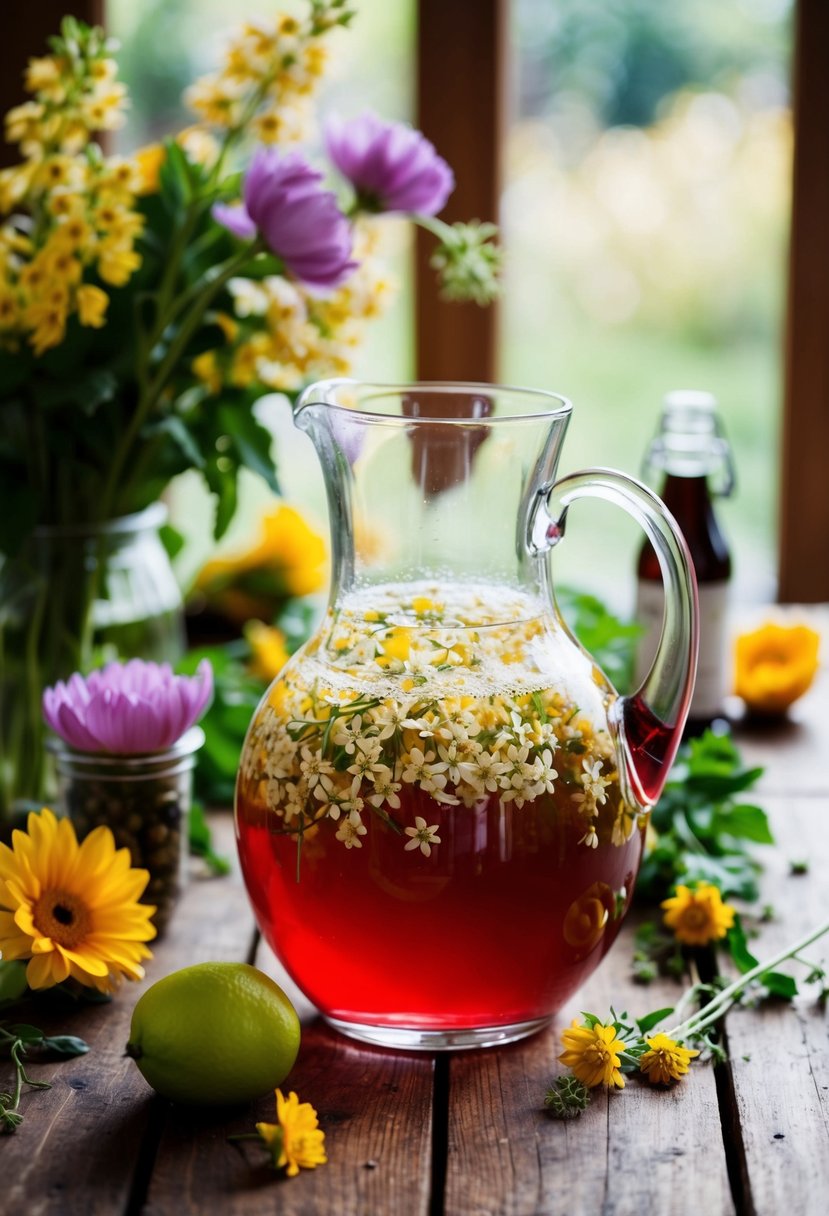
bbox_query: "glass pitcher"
[235,382,698,1050]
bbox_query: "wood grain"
[779,0,829,601]
[1,816,255,1216]
[145,1019,434,1216]
[415,0,505,382]
[444,922,734,1216]
[716,793,829,1216]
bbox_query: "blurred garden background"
[110,0,793,611]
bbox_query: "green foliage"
[515,0,790,129]
[637,730,768,905]
[544,1074,591,1119]
[1,1020,88,1134]
[556,585,641,692]
[726,918,798,1000]
[179,642,265,807]
[188,799,231,877]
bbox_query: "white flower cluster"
[238,582,640,857]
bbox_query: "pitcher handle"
[545,468,699,808]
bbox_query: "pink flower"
[325,111,454,216]
[213,148,357,289]
[43,659,213,755]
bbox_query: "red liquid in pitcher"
[235,582,650,1033]
[237,786,643,1029]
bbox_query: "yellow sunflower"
[0,808,156,992]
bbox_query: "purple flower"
[42,659,213,755]
[325,111,454,216]
[213,148,358,289]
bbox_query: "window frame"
[2,0,819,601]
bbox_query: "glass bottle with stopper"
[635,389,734,733]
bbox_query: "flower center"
[682,906,711,930]
[587,1042,611,1066]
[33,889,92,949]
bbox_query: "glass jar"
[0,504,186,828]
[48,727,204,936]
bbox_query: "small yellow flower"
[246,621,291,683]
[559,1019,626,1089]
[376,627,412,667]
[76,283,109,328]
[661,882,735,946]
[0,807,156,992]
[734,622,820,717]
[192,350,222,395]
[133,143,166,195]
[25,55,63,93]
[96,239,141,287]
[255,1089,327,1177]
[639,1034,700,1086]
[27,299,67,356]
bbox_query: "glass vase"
[48,727,204,936]
[0,503,185,829]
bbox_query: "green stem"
[668,917,829,1043]
[100,242,261,520]
[0,1039,50,1134]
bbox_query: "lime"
[125,962,301,1106]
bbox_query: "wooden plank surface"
[1,817,256,1216]
[140,824,435,1216]
[718,793,829,1216]
[444,927,734,1216]
[720,639,829,1216]
[3,617,828,1215]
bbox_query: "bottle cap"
[644,389,735,494]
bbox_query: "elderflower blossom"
[238,582,642,860]
[404,816,442,857]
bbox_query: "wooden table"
[3,623,828,1216]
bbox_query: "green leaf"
[4,1024,44,1045]
[556,585,641,692]
[275,598,318,653]
[727,919,758,973]
[727,921,798,999]
[145,414,205,469]
[159,523,186,561]
[0,962,29,1007]
[188,800,231,876]
[39,1035,90,1058]
[636,1006,675,1035]
[217,404,280,494]
[159,138,193,210]
[717,803,774,845]
[761,971,798,1000]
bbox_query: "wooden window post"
[415,0,506,382]
[778,0,829,602]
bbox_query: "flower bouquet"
[0,2,499,821]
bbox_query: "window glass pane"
[504,0,792,606]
